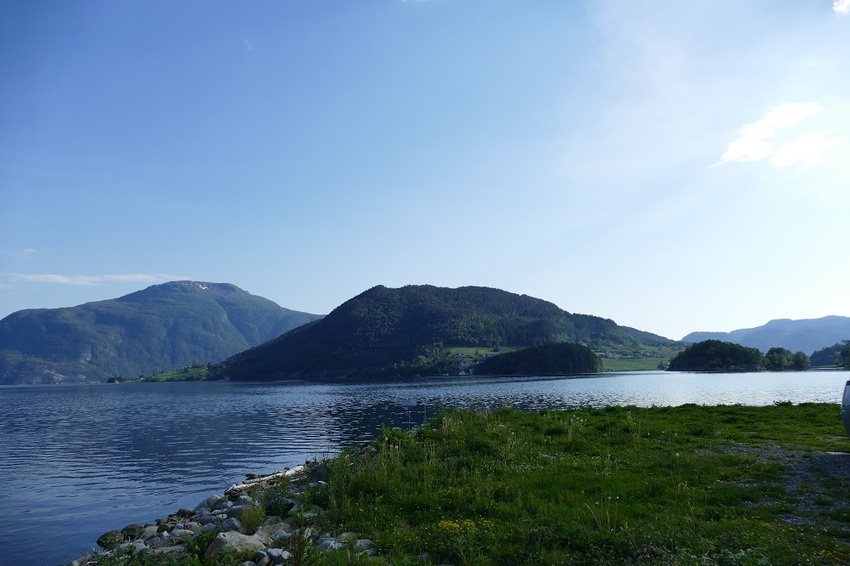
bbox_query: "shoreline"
[66,462,374,566]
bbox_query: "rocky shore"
[66,461,374,565]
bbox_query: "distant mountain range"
[682,316,850,355]
[217,284,676,381]
[0,281,322,384]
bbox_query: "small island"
[668,340,811,372]
[473,342,602,376]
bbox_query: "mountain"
[0,281,322,384]
[682,316,850,355]
[217,284,676,381]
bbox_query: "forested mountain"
[217,284,675,380]
[682,316,850,355]
[811,341,850,367]
[0,281,321,384]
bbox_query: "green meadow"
[322,403,850,564]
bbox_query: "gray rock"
[197,513,224,526]
[255,521,290,542]
[317,537,343,551]
[266,548,292,564]
[198,523,219,534]
[270,528,293,543]
[196,494,226,511]
[221,517,245,533]
[205,532,267,561]
[236,494,257,506]
[171,528,196,539]
[182,521,202,532]
[119,541,147,553]
[146,532,172,549]
[141,525,159,539]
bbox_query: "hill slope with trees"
[217,284,675,380]
[0,281,321,384]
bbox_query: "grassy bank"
[323,403,850,564]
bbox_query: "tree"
[765,347,793,371]
[668,340,763,372]
[790,351,810,371]
[842,346,850,370]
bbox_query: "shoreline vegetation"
[74,403,850,565]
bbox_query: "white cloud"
[771,132,844,168]
[719,102,841,166]
[834,0,850,15]
[10,273,182,286]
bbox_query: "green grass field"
[320,403,850,564]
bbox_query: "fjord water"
[1,371,847,565]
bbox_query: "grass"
[325,403,850,564]
[137,366,213,382]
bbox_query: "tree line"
[668,340,812,372]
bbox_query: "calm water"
[1,370,848,565]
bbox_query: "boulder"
[266,548,292,564]
[221,517,245,533]
[121,523,145,539]
[196,494,226,512]
[96,530,124,549]
[205,531,267,561]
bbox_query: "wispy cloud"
[770,132,844,168]
[9,273,184,286]
[834,0,850,16]
[719,103,843,168]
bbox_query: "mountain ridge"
[681,315,850,355]
[217,284,676,381]
[0,281,322,384]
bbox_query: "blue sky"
[2,0,849,341]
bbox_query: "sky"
[1,0,849,341]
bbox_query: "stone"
[196,494,226,511]
[121,523,144,539]
[96,529,124,549]
[171,528,196,539]
[141,524,160,539]
[146,532,172,549]
[266,548,292,564]
[270,528,293,543]
[221,517,245,533]
[197,513,224,526]
[119,541,147,553]
[317,534,344,551]
[236,494,257,506]
[205,531,267,561]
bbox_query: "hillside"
[0,281,322,384]
[682,316,850,355]
[217,284,675,380]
